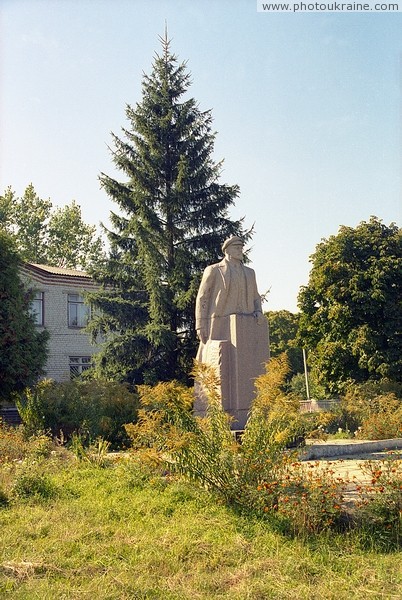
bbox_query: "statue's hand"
[197,328,208,344]
[254,311,264,325]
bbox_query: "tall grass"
[1,451,401,599]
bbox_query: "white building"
[20,263,100,381]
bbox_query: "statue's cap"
[222,236,244,252]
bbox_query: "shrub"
[11,465,57,501]
[256,459,346,536]
[16,379,139,448]
[125,356,347,536]
[69,434,111,468]
[341,383,402,440]
[355,395,402,440]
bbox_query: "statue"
[195,236,270,429]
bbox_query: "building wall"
[20,265,100,382]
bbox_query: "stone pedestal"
[194,314,270,430]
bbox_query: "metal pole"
[303,348,311,402]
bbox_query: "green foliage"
[0,184,104,269]
[357,407,402,440]
[266,310,303,376]
[0,231,49,401]
[2,449,402,595]
[69,434,111,468]
[124,364,402,544]
[11,469,57,502]
[341,381,402,440]
[356,458,402,550]
[125,357,331,530]
[297,217,402,393]
[88,34,249,385]
[0,486,9,507]
[289,372,328,401]
[16,379,139,449]
[244,354,306,451]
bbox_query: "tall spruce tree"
[88,34,249,385]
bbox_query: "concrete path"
[301,437,402,460]
[300,439,402,505]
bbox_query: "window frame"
[67,293,90,328]
[69,356,93,379]
[30,291,45,326]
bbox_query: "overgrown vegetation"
[305,380,402,441]
[124,357,402,546]
[1,424,401,599]
[15,379,138,448]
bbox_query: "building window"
[68,293,90,328]
[69,356,92,378]
[30,291,44,325]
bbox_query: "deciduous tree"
[266,310,303,376]
[0,184,103,270]
[297,217,402,393]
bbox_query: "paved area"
[300,440,402,505]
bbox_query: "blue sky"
[1,0,401,311]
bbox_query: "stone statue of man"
[194,236,269,428]
[195,236,264,360]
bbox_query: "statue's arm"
[250,269,264,323]
[195,265,216,343]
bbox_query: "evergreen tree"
[0,231,49,401]
[88,34,249,385]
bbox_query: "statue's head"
[222,236,244,261]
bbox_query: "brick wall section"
[20,263,101,382]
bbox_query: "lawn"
[1,453,401,600]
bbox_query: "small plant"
[257,459,347,536]
[12,466,57,501]
[0,486,9,507]
[0,423,28,463]
[26,433,53,459]
[341,383,402,440]
[356,399,402,440]
[69,433,111,467]
[355,456,402,549]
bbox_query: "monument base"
[194,313,270,430]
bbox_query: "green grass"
[1,455,401,599]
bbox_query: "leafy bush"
[357,402,402,440]
[125,356,346,535]
[341,382,402,440]
[11,464,57,501]
[255,459,346,536]
[16,379,139,448]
